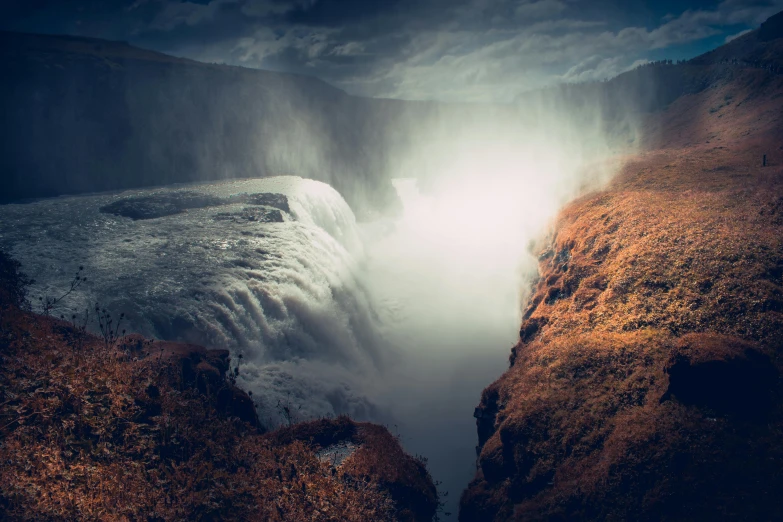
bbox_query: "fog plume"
[357,90,637,513]
[0,37,640,517]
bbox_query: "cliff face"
[0,31,435,216]
[9,28,780,219]
[461,22,783,522]
[0,253,438,521]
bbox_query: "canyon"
[462,14,783,521]
[1,10,783,521]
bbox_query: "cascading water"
[0,176,386,426]
[0,138,615,518]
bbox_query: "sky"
[2,0,783,101]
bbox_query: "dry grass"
[461,62,783,521]
[0,262,437,521]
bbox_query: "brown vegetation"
[460,22,783,522]
[0,255,437,521]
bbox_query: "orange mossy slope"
[0,260,437,521]
[460,32,783,522]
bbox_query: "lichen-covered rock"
[99,191,225,219]
[214,206,284,223]
[268,417,439,522]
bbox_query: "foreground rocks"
[0,256,437,521]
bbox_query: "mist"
[4,80,637,521]
[343,93,639,515]
[0,30,644,520]
[3,2,783,520]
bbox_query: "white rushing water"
[0,177,387,424]
[0,175,526,518]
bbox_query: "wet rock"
[213,206,284,223]
[229,192,290,213]
[519,316,547,343]
[99,191,224,219]
[147,339,261,429]
[217,386,258,426]
[100,191,290,221]
[475,386,501,449]
[316,440,358,467]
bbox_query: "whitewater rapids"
[0,177,389,425]
[0,176,522,518]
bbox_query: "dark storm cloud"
[2,0,783,100]
[285,0,404,26]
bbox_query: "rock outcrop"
[0,252,438,521]
[99,191,290,220]
[461,15,783,522]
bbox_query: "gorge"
[2,8,783,521]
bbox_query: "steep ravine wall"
[459,71,783,520]
[0,252,438,521]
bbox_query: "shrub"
[0,250,33,309]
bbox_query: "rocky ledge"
[99,190,290,220]
[0,251,437,521]
[461,141,783,520]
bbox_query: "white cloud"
[233,27,338,64]
[358,1,783,100]
[330,41,366,56]
[140,0,783,101]
[561,55,626,83]
[725,28,753,42]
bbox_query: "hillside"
[5,21,779,217]
[535,11,783,124]
[0,252,438,521]
[8,21,781,217]
[460,14,783,521]
[0,31,437,216]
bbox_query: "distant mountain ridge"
[527,10,783,126]
[1,12,781,213]
[0,30,428,215]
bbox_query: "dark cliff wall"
[0,31,437,216]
